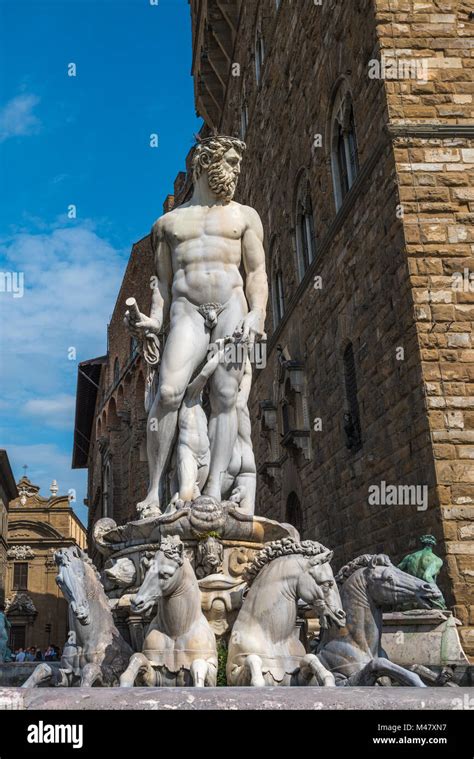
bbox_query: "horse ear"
[308,550,333,567]
[370,554,390,568]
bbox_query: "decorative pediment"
[15,476,44,506]
[5,593,37,616]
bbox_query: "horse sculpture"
[120,535,217,687]
[22,546,133,687]
[316,554,444,687]
[227,538,346,686]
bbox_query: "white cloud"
[0,221,127,521]
[0,94,41,143]
[0,222,126,400]
[24,394,76,429]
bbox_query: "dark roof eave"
[0,450,19,501]
[72,356,107,469]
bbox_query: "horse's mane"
[55,547,102,583]
[81,551,102,583]
[335,554,392,585]
[160,535,184,567]
[244,538,331,586]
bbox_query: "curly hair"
[192,135,246,180]
[160,535,184,567]
[244,538,332,586]
[335,553,392,585]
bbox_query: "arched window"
[330,84,359,211]
[102,459,111,518]
[270,239,285,326]
[113,357,120,386]
[272,268,285,325]
[255,29,265,85]
[282,399,291,436]
[295,175,316,280]
[240,97,249,139]
[130,336,138,361]
[343,342,362,453]
[286,492,303,535]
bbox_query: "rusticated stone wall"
[190,0,474,653]
[375,0,474,653]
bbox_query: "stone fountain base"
[1,686,472,711]
[94,496,297,645]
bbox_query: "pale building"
[0,450,17,606]
[5,476,87,652]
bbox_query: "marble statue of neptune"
[125,136,268,517]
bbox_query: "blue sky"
[0,0,201,525]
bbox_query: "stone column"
[127,615,145,652]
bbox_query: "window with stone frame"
[102,458,112,518]
[270,237,285,327]
[240,85,249,140]
[113,357,120,386]
[130,336,138,361]
[330,84,360,211]
[286,492,303,535]
[295,175,316,281]
[13,562,28,590]
[343,342,362,453]
[272,267,285,326]
[255,27,265,85]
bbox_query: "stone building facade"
[5,477,87,652]
[74,0,474,652]
[189,0,474,653]
[0,450,18,606]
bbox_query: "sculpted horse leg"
[245,654,265,687]
[205,661,217,687]
[345,657,426,687]
[298,654,336,687]
[21,663,54,688]
[80,662,103,687]
[120,653,156,688]
[190,659,207,687]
